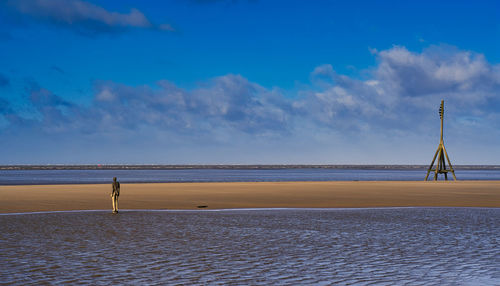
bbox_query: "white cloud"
[6,0,173,34]
[96,88,115,101]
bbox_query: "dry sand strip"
[0,181,499,213]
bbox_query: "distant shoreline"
[2,164,500,170]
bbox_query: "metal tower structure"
[424,100,457,181]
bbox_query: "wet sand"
[0,181,499,213]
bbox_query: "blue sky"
[0,0,499,164]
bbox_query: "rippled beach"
[1,208,499,285]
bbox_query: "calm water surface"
[1,169,500,185]
[1,208,499,285]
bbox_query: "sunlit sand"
[0,181,499,213]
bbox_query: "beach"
[0,181,499,213]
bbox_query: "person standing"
[111,177,120,213]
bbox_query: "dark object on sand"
[111,177,120,213]
[197,205,208,208]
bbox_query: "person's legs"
[112,196,117,212]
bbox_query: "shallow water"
[2,168,500,185]
[1,208,499,285]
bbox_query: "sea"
[1,208,499,285]
[1,168,500,185]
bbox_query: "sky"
[0,0,499,164]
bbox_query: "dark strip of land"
[1,165,500,170]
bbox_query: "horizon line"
[1,164,500,170]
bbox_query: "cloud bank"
[4,0,174,35]
[300,45,500,133]
[1,45,499,163]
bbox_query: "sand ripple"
[1,208,499,285]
